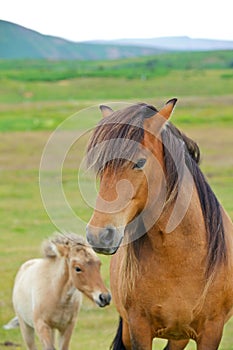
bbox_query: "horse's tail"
[3,316,19,330]
[110,317,126,350]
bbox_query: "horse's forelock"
[86,103,159,174]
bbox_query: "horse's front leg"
[128,313,153,350]
[17,315,37,350]
[58,320,76,350]
[34,319,55,350]
[196,319,224,350]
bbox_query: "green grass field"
[0,53,233,349]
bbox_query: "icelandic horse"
[11,232,111,350]
[86,99,233,349]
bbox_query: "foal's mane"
[86,103,226,276]
[42,232,87,258]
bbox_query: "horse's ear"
[99,105,113,118]
[51,242,70,257]
[159,98,177,120]
[143,98,177,134]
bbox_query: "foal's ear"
[144,98,177,134]
[51,242,70,257]
[99,105,113,118]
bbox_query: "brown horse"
[86,99,233,350]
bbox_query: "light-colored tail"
[3,316,19,330]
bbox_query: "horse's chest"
[50,292,81,329]
[148,303,197,340]
[131,282,198,340]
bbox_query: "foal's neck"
[53,258,75,301]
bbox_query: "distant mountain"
[1,20,232,61]
[97,36,233,51]
[0,20,165,60]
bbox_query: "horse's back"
[14,258,42,289]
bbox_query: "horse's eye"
[133,158,146,169]
[75,266,82,273]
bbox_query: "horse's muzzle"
[86,225,123,255]
[97,292,112,307]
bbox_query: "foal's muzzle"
[96,292,112,307]
[86,225,123,255]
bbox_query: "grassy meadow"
[0,52,233,349]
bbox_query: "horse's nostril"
[100,226,116,245]
[105,227,115,242]
[99,293,111,306]
[86,225,121,254]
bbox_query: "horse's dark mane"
[161,123,226,276]
[86,103,226,276]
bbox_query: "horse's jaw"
[93,246,119,255]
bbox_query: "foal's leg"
[58,320,76,350]
[18,316,37,350]
[34,319,55,350]
[163,340,189,350]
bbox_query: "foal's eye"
[133,158,146,169]
[75,266,82,273]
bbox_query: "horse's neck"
[50,258,74,301]
[146,184,207,258]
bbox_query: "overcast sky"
[1,0,232,42]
